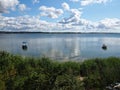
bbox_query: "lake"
[0,33,120,61]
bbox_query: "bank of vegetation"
[0,51,120,90]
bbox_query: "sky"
[0,0,120,32]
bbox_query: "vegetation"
[0,51,120,90]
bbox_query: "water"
[0,33,120,61]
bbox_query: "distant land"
[0,31,120,34]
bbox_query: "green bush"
[0,51,120,90]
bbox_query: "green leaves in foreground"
[0,51,120,90]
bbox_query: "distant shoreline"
[0,31,120,34]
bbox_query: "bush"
[0,51,120,90]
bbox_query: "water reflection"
[0,33,120,61]
[27,37,82,60]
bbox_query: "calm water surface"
[0,33,120,61]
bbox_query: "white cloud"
[39,6,63,19]
[61,2,83,24]
[32,0,40,4]
[98,18,120,29]
[81,0,93,6]
[59,15,120,31]
[62,2,70,10]
[18,4,27,11]
[70,0,79,2]
[0,0,19,13]
[81,0,111,6]
[0,15,51,31]
[0,15,120,33]
[70,0,111,6]
[59,8,82,24]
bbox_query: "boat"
[102,44,107,50]
[22,42,28,50]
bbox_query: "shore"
[0,31,120,34]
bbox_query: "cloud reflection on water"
[0,33,120,61]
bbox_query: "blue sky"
[0,0,120,32]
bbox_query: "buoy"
[102,44,107,50]
[22,42,28,50]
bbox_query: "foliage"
[0,51,120,90]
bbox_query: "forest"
[0,51,120,90]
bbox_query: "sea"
[0,33,120,61]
